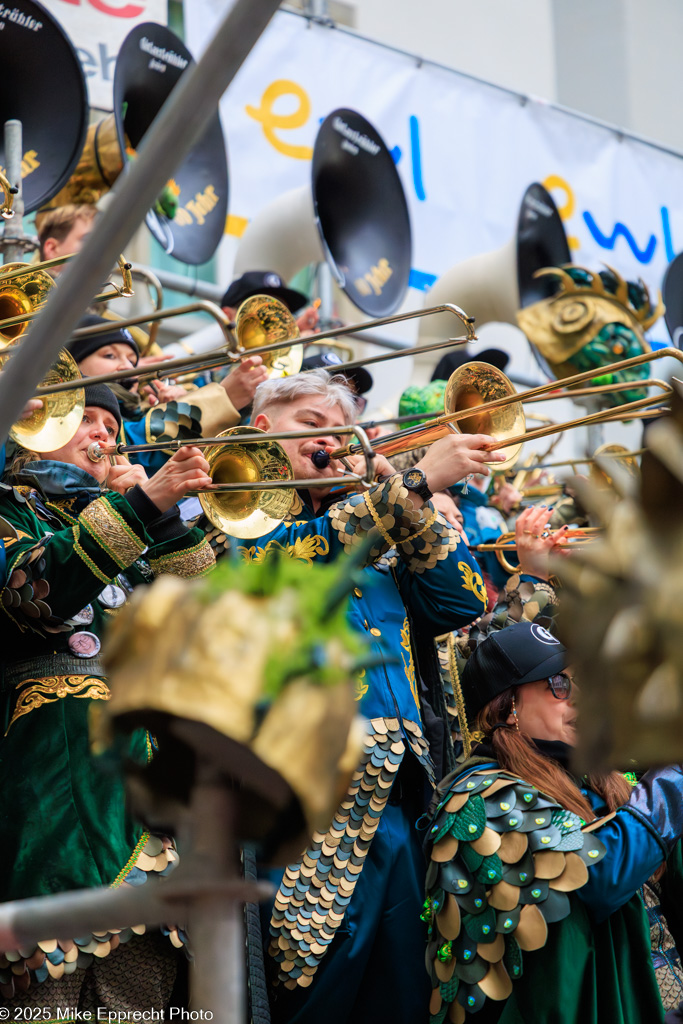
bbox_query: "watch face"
[405,470,423,489]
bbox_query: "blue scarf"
[15,460,102,512]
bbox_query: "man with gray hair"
[220,369,505,1024]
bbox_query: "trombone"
[473,527,603,574]
[0,255,135,343]
[108,264,164,356]
[311,348,682,472]
[4,298,477,462]
[30,300,478,397]
[513,447,647,474]
[87,423,377,539]
[0,348,85,452]
[358,378,670,433]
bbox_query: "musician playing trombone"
[66,315,267,474]
[0,384,215,1014]
[213,367,505,1024]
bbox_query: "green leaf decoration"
[440,975,460,1003]
[475,852,504,887]
[450,794,486,841]
[463,905,497,944]
[430,812,458,844]
[503,936,523,980]
[460,844,483,874]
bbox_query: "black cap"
[221,272,308,314]
[431,347,509,383]
[301,350,373,396]
[83,384,122,431]
[461,622,568,724]
[67,315,139,366]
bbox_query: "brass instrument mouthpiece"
[87,442,106,462]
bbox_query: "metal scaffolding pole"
[0,0,282,446]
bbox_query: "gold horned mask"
[516,264,664,370]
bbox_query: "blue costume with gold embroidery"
[227,474,487,1024]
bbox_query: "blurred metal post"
[3,119,24,264]
[0,0,281,446]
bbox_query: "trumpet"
[87,424,376,539]
[312,348,682,472]
[0,255,134,343]
[473,527,603,574]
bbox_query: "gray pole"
[3,119,24,264]
[0,0,281,446]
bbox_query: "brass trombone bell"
[0,254,134,342]
[443,362,525,469]
[0,264,54,344]
[234,294,302,377]
[316,347,683,472]
[589,443,640,487]
[3,348,85,452]
[199,426,297,538]
[86,424,377,539]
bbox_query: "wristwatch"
[402,468,432,502]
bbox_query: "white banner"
[186,4,683,352]
[41,0,167,110]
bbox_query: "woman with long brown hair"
[423,619,683,1024]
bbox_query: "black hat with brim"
[221,271,309,314]
[461,621,568,724]
[301,351,373,396]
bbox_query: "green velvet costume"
[0,464,214,997]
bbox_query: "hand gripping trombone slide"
[87,424,377,539]
[311,347,682,472]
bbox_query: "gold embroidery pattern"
[6,675,111,734]
[354,668,369,702]
[1,528,32,548]
[110,831,151,888]
[399,617,421,712]
[73,523,111,584]
[149,539,216,579]
[458,560,487,606]
[240,534,330,565]
[46,497,80,522]
[80,497,146,570]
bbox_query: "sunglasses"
[547,672,573,700]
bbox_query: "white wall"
[352,0,557,101]
[340,0,683,153]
